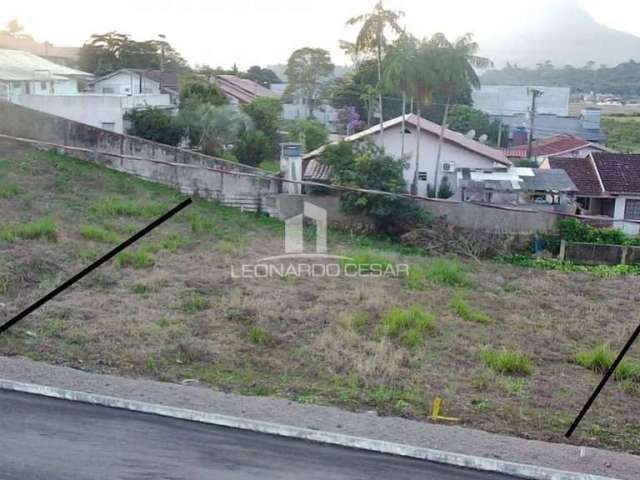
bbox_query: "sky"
[1,0,639,69]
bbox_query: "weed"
[179,291,210,313]
[0,218,57,243]
[342,249,392,274]
[190,214,216,234]
[0,183,21,199]
[405,258,466,289]
[91,198,167,219]
[482,347,531,376]
[379,305,435,348]
[247,326,268,345]
[158,233,188,253]
[114,248,155,269]
[576,344,640,382]
[79,225,120,244]
[40,318,64,338]
[451,291,491,324]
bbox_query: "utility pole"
[158,34,167,72]
[526,88,544,161]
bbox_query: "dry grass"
[1,144,640,453]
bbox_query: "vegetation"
[179,79,229,108]
[125,108,183,146]
[287,119,329,152]
[405,258,467,289]
[0,218,57,243]
[451,291,490,324]
[602,116,640,153]
[79,225,120,244]
[235,97,283,164]
[557,218,638,246]
[482,348,531,376]
[481,60,640,97]
[379,305,435,348]
[114,248,155,269]
[321,142,429,233]
[497,255,640,278]
[576,344,640,383]
[446,105,508,148]
[284,47,335,117]
[244,66,281,88]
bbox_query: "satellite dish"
[478,134,488,144]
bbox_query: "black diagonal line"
[0,197,193,335]
[565,322,640,438]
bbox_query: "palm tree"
[430,33,492,194]
[347,1,404,142]
[406,40,438,195]
[383,33,417,158]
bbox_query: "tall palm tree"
[347,1,404,143]
[383,33,417,158]
[430,33,492,195]
[406,40,438,195]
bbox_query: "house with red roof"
[302,114,511,197]
[542,152,640,234]
[504,134,611,164]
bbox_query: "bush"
[437,176,454,199]
[576,344,640,382]
[379,305,435,348]
[482,347,531,376]
[451,291,490,323]
[125,108,183,146]
[557,218,627,245]
[233,130,272,167]
[288,119,329,152]
[321,141,430,233]
[79,225,120,244]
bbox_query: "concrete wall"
[613,197,640,235]
[16,93,172,133]
[564,241,640,265]
[0,101,280,210]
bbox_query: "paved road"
[0,389,517,480]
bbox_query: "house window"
[418,172,427,181]
[624,199,640,220]
[40,81,47,90]
[101,122,116,132]
[102,87,115,94]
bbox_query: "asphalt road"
[0,389,518,480]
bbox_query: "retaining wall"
[0,101,280,211]
[562,240,640,265]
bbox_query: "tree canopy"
[0,19,32,39]
[284,47,335,117]
[244,66,282,87]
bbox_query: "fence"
[559,239,640,265]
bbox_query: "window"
[101,122,116,132]
[624,199,640,220]
[40,81,47,91]
[418,172,427,181]
[102,87,115,94]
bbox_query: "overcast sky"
[1,0,638,68]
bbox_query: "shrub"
[114,248,155,269]
[379,305,435,348]
[482,347,531,376]
[233,129,272,167]
[240,97,282,155]
[342,249,392,274]
[79,225,120,244]
[557,218,627,245]
[0,218,57,243]
[437,176,454,199]
[576,344,640,382]
[125,108,184,146]
[287,119,329,152]
[247,326,268,345]
[451,291,490,323]
[91,198,167,219]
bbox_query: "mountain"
[479,3,640,68]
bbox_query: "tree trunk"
[433,97,451,198]
[412,104,421,195]
[400,92,406,157]
[377,38,384,144]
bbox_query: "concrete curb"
[0,379,618,480]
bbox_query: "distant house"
[270,82,337,132]
[493,108,606,145]
[504,134,612,163]
[302,114,511,197]
[0,34,80,67]
[542,153,640,234]
[89,69,179,103]
[0,48,91,102]
[212,75,279,105]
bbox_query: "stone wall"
[0,101,280,210]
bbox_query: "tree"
[125,108,183,146]
[429,33,492,193]
[321,141,429,233]
[0,19,32,39]
[78,32,188,76]
[244,66,281,87]
[447,105,507,147]
[233,130,272,167]
[240,97,282,155]
[287,119,329,152]
[383,33,417,157]
[437,176,454,199]
[285,48,335,118]
[180,78,228,108]
[347,1,404,141]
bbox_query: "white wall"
[370,123,504,196]
[613,197,640,235]
[91,72,160,95]
[16,93,172,133]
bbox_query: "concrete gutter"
[0,379,618,480]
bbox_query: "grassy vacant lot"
[602,116,640,153]
[1,141,640,454]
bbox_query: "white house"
[0,48,91,102]
[303,114,511,197]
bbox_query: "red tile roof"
[547,157,604,196]
[505,134,592,158]
[591,153,640,194]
